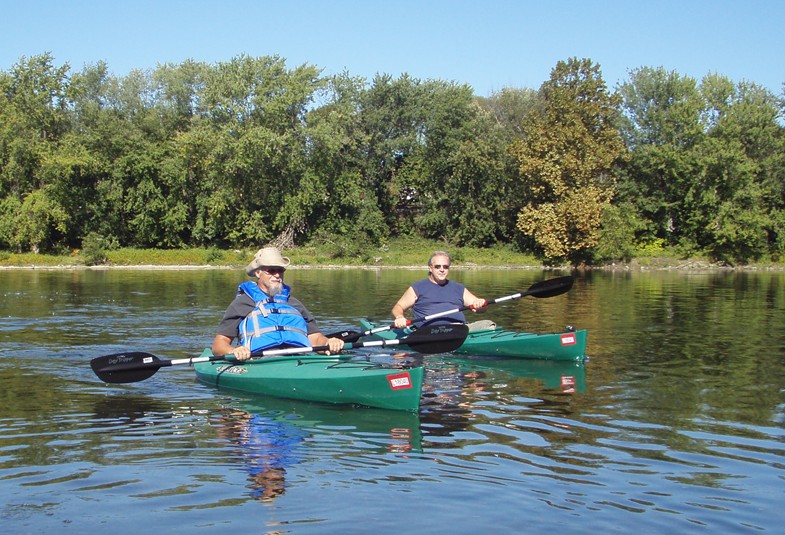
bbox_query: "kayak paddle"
[332,275,575,343]
[91,323,469,384]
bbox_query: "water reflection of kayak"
[213,393,423,501]
[214,405,306,502]
[441,356,587,393]
[217,392,423,454]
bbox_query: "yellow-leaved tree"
[511,58,628,264]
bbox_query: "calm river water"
[1,267,784,533]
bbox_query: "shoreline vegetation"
[2,239,783,272]
[3,56,783,271]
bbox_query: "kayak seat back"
[468,319,497,332]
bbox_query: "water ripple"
[3,270,785,532]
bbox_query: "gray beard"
[266,282,283,296]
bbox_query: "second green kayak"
[193,349,424,411]
[359,319,588,361]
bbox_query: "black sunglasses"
[262,267,286,275]
[431,264,450,270]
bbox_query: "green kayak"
[359,319,588,361]
[91,325,467,412]
[193,349,424,411]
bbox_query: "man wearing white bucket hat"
[211,247,345,360]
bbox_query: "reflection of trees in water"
[388,352,491,437]
[92,394,174,426]
[419,365,488,437]
[214,408,309,503]
[419,357,586,439]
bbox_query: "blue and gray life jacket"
[237,281,310,352]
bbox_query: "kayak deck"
[193,349,424,411]
[360,320,588,361]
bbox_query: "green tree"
[478,87,540,141]
[195,55,324,246]
[0,54,72,251]
[12,187,69,252]
[151,60,207,133]
[478,87,543,249]
[66,62,130,245]
[615,67,706,249]
[511,58,627,263]
[413,83,512,247]
[591,201,645,263]
[699,77,784,263]
[356,76,516,247]
[299,72,387,247]
[617,68,785,263]
[357,73,429,234]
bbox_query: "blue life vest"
[237,281,310,352]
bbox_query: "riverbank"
[0,242,545,270]
[3,260,783,272]
[1,240,783,271]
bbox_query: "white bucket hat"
[245,247,291,276]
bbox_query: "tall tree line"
[1,53,783,265]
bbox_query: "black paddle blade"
[402,323,469,354]
[524,275,574,299]
[327,329,363,343]
[90,351,166,384]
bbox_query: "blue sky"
[2,0,783,97]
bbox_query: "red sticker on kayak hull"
[387,372,413,390]
[560,333,576,346]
